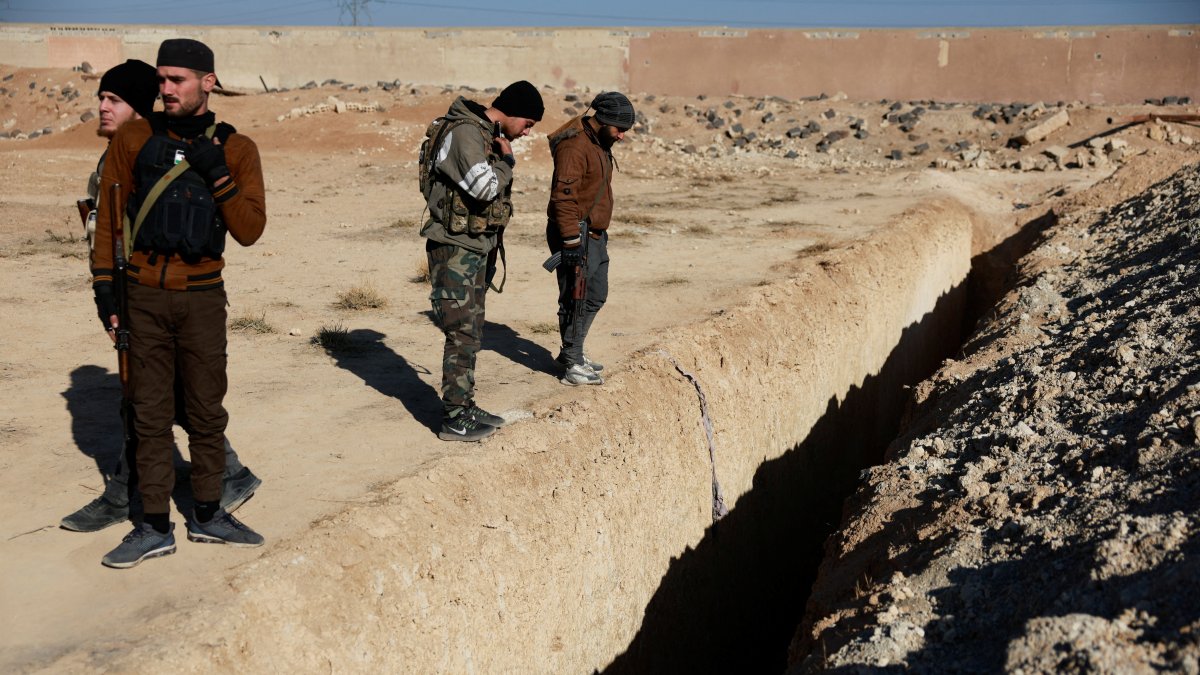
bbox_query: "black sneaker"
[464,404,507,428]
[438,412,497,442]
[61,496,129,532]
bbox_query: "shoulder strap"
[432,118,473,161]
[125,124,217,258]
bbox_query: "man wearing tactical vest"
[61,58,261,535]
[420,81,543,441]
[91,39,267,568]
[546,92,635,386]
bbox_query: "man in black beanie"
[545,91,635,385]
[418,81,543,441]
[92,38,268,568]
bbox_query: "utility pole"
[335,0,373,26]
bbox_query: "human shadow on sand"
[319,328,443,431]
[61,365,208,522]
[418,310,558,375]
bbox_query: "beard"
[164,95,203,118]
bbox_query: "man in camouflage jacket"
[421,81,543,441]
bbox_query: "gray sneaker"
[561,363,603,386]
[101,522,176,569]
[220,467,261,514]
[61,496,129,532]
[186,510,265,547]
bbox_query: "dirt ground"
[0,65,1195,670]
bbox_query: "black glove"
[561,245,582,269]
[93,283,118,330]
[185,136,231,185]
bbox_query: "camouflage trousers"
[427,240,490,413]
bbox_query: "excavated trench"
[56,198,1052,673]
[603,204,1055,674]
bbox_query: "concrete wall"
[2,23,1197,103]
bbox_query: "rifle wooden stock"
[76,198,95,228]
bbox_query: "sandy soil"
[0,65,1195,670]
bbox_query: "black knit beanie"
[492,80,544,121]
[98,59,158,118]
[591,92,635,130]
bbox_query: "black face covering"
[164,110,216,139]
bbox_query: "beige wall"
[629,27,1200,103]
[1,24,1197,103]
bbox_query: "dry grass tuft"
[528,321,557,335]
[410,259,430,284]
[335,281,389,310]
[44,229,78,245]
[230,311,275,334]
[311,323,352,351]
[797,242,835,258]
[690,173,735,187]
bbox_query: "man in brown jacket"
[92,39,267,568]
[61,58,261,535]
[545,91,635,385]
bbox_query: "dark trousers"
[127,284,229,515]
[548,226,609,365]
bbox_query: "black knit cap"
[591,91,635,130]
[157,38,223,88]
[491,80,544,121]
[98,59,158,118]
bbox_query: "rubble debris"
[1012,109,1070,146]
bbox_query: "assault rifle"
[541,220,590,336]
[570,221,589,336]
[108,183,134,454]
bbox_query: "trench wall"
[43,200,974,672]
[1,24,1197,103]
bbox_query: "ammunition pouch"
[442,189,512,236]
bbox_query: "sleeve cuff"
[212,180,240,203]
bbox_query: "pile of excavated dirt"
[790,148,1200,672]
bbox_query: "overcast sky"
[2,0,1197,28]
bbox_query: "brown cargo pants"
[127,283,229,515]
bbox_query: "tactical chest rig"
[419,117,512,235]
[126,116,235,262]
